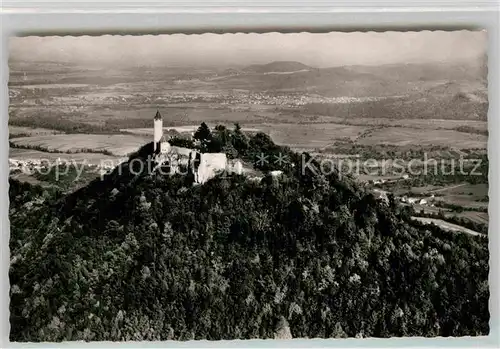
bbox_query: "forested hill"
[9,127,489,341]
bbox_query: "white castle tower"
[153,109,163,152]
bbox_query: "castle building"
[153,109,164,152]
[152,110,238,184]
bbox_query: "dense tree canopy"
[9,126,489,341]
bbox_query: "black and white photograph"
[7,31,489,341]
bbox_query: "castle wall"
[153,141,229,184]
[228,159,243,175]
[170,146,194,158]
[160,141,171,154]
[197,153,228,184]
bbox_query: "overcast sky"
[9,30,487,68]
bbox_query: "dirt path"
[428,183,467,194]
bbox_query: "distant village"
[370,174,438,209]
[10,86,390,109]
[9,158,121,177]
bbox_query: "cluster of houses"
[9,157,122,177]
[372,188,436,207]
[400,194,436,207]
[9,158,52,173]
[371,174,409,185]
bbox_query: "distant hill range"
[214,59,488,120]
[226,60,487,94]
[238,59,486,78]
[242,61,315,74]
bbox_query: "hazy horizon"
[9,30,487,69]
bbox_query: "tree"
[193,123,213,153]
[194,122,212,143]
[274,316,292,339]
[388,193,396,209]
[231,123,249,156]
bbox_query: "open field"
[433,183,488,196]
[357,127,487,149]
[397,185,444,195]
[435,195,488,210]
[9,104,284,130]
[459,211,489,224]
[411,204,488,225]
[260,123,369,149]
[9,172,56,188]
[10,134,149,156]
[9,148,120,165]
[396,183,488,212]
[395,183,488,197]
[9,126,63,137]
[308,116,488,131]
[424,183,488,210]
[411,217,482,236]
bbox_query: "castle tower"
[153,109,163,152]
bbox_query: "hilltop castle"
[152,110,241,184]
